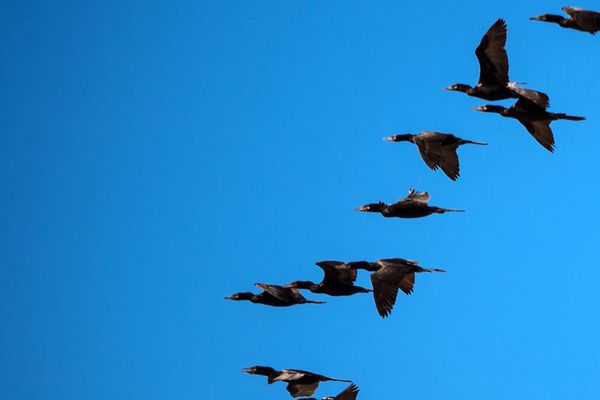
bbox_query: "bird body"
[226,283,325,307]
[445,18,549,107]
[356,188,464,219]
[348,258,446,318]
[530,7,600,34]
[288,261,371,297]
[243,366,352,398]
[384,131,487,180]
[474,97,585,152]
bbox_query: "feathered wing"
[256,283,305,303]
[370,273,400,318]
[399,272,415,295]
[413,136,442,172]
[518,120,555,152]
[563,7,600,33]
[510,86,550,108]
[287,382,320,398]
[334,384,360,400]
[404,188,431,204]
[316,261,357,286]
[475,18,509,86]
[439,144,461,181]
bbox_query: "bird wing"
[378,258,420,267]
[404,188,431,204]
[475,18,509,86]
[287,382,320,398]
[413,135,442,172]
[335,384,360,400]
[370,272,400,318]
[255,283,302,302]
[563,7,600,33]
[518,120,555,152]
[316,261,357,286]
[510,86,550,109]
[399,272,415,295]
[439,144,461,181]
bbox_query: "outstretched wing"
[334,383,360,400]
[287,382,320,398]
[439,144,461,181]
[475,18,509,86]
[255,283,304,302]
[371,273,399,318]
[563,7,600,33]
[518,120,555,152]
[399,272,415,295]
[510,85,550,109]
[316,261,357,286]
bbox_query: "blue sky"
[2,1,600,399]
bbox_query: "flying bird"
[444,18,548,107]
[225,283,325,307]
[287,261,372,297]
[384,131,487,181]
[348,258,446,318]
[301,383,360,400]
[530,7,600,34]
[355,188,464,219]
[473,97,585,152]
[242,366,352,398]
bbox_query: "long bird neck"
[544,14,568,25]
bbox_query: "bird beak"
[471,106,485,112]
[241,367,255,374]
[529,16,542,21]
[382,136,394,141]
[224,295,234,300]
[442,85,453,91]
[355,205,368,212]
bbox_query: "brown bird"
[225,283,325,307]
[242,366,352,398]
[530,7,600,34]
[384,131,487,181]
[473,97,584,152]
[444,18,549,106]
[287,261,371,297]
[348,258,446,318]
[356,188,464,219]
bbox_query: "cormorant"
[355,188,464,219]
[444,18,548,107]
[473,97,585,152]
[530,7,600,34]
[348,258,446,318]
[383,131,487,181]
[287,261,372,297]
[225,283,325,307]
[242,366,352,398]
[301,384,360,400]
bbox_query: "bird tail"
[326,378,353,383]
[460,139,488,145]
[437,208,465,214]
[305,300,326,304]
[553,113,585,121]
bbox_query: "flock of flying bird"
[226,7,600,399]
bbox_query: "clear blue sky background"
[2,1,600,399]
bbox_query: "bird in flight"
[226,283,325,307]
[287,261,372,297]
[530,7,600,34]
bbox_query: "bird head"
[443,83,472,93]
[472,105,505,114]
[383,134,414,142]
[241,366,276,377]
[225,292,253,301]
[355,202,384,213]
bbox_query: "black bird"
[473,97,585,152]
[355,188,464,219]
[348,258,446,318]
[300,384,360,400]
[225,283,325,307]
[444,18,548,107]
[287,261,372,297]
[242,366,352,398]
[383,131,487,181]
[530,7,600,34]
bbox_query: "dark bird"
[473,97,585,152]
[300,384,360,400]
[348,258,446,318]
[355,188,464,219]
[530,7,600,34]
[444,18,548,107]
[242,366,352,398]
[287,261,372,297]
[383,131,487,181]
[225,283,325,307]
